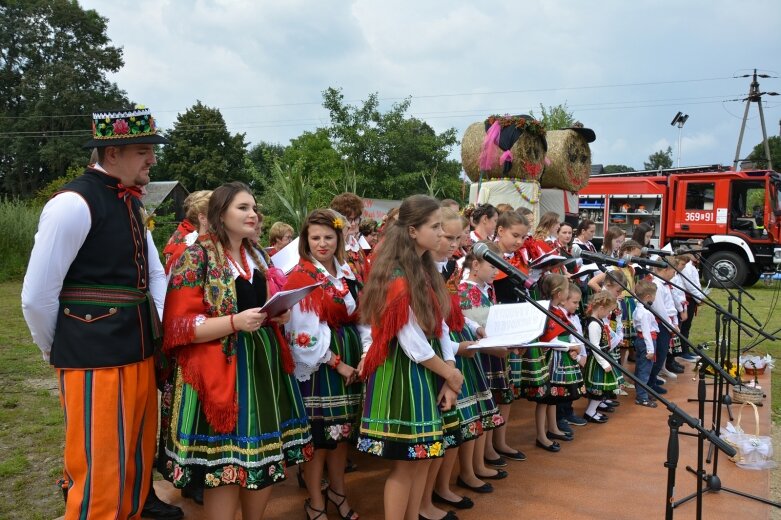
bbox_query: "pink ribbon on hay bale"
[499,150,513,166]
[479,121,502,171]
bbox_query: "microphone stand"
[501,278,736,520]
[591,261,779,515]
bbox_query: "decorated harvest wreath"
[479,114,548,177]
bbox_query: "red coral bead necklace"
[225,246,252,281]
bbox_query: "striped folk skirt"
[519,346,552,402]
[450,328,503,442]
[621,297,637,348]
[299,324,363,449]
[584,351,620,399]
[358,340,449,460]
[160,328,313,490]
[479,351,514,405]
[547,349,585,403]
[57,358,158,520]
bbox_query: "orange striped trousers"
[57,358,157,520]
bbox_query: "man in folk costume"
[22,107,176,519]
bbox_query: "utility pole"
[733,69,778,170]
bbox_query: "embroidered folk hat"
[83,106,169,148]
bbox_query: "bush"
[0,199,40,282]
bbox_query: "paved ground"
[142,367,775,519]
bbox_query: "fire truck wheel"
[743,270,761,287]
[706,250,748,289]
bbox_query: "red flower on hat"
[113,119,130,135]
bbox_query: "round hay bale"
[540,129,592,191]
[461,121,547,182]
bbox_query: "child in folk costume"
[648,263,683,394]
[523,274,581,452]
[465,203,499,243]
[589,269,629,405]
[487,211,531,464]
[282,210,365,520]
[582,292,620,423]
[357,195,464,520]
[458,242,512,489]
[665,255,690,374]
[632,280,659,408]
[556,283,589,429]
[422,209,489,518]
[161,183,312,520]
[589,241,642,382]
[675,251,704,363]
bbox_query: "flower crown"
[332,217,345,230]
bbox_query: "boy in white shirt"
[649,263,678,394]
[632,280,659,407]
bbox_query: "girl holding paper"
[160,182,311,520]
[483,210,532,464]
[283,209,365,520]
[357,195,464,520]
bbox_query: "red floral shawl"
[162,235,294,433]
[283,258,358,328]
[162,220,196,275]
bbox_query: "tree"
[529,102,576,130]
[746,136,781,171]
[0,0,129,197]
[644,146,673,170]
[321,87,463,201]
[155,101,250,190]
[603,164,637,174]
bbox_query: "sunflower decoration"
[332,216,345,230]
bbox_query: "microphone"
[642,246,710,256]
[473,242,536,290]
[571,248,668,269]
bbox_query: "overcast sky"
[80,0,781,171]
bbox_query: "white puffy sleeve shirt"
[286,259,357,382]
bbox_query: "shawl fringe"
[361,278,410,378]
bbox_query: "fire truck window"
[685,183,715,210]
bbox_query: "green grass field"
[0,279,778,519]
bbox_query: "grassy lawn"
[0,278,778,519]
[0,281,65,520]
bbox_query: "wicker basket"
[732,384,764,404]
[743,366,766,376]
[723,402,760,463]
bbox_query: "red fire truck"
[578,165,781,287]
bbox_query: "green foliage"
[247,141,286,198]
[529,102,576,130]
[0,199,39,281]
[155,101,250,190]
[644,146,673,170]
[281,128,345,208]
[32,165,82,207]
[270,160,313,232]
[0,0,128,197]
[603,164,637,174]
[746,136,781,171]
[321,87,463,201]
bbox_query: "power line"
[0,74,741,121]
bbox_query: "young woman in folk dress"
[160,182,312,520]
[283,209,366,520]
[357,195,464,520]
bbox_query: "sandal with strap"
[304,499,327,520]
[325,487,360,520]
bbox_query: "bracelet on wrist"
[229,314,238,333]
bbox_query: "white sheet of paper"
[271,237,300,274]
[475,300,550,348]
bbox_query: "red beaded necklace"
[225,246,252,281]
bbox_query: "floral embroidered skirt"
[357,340,448,460]
[451,329,504,440]
[584,352,619,399]
[519,346,552,402]
[545,349,585,404]
[160,328,313,490]
[478,352,514,405]
[299,324,363,449]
